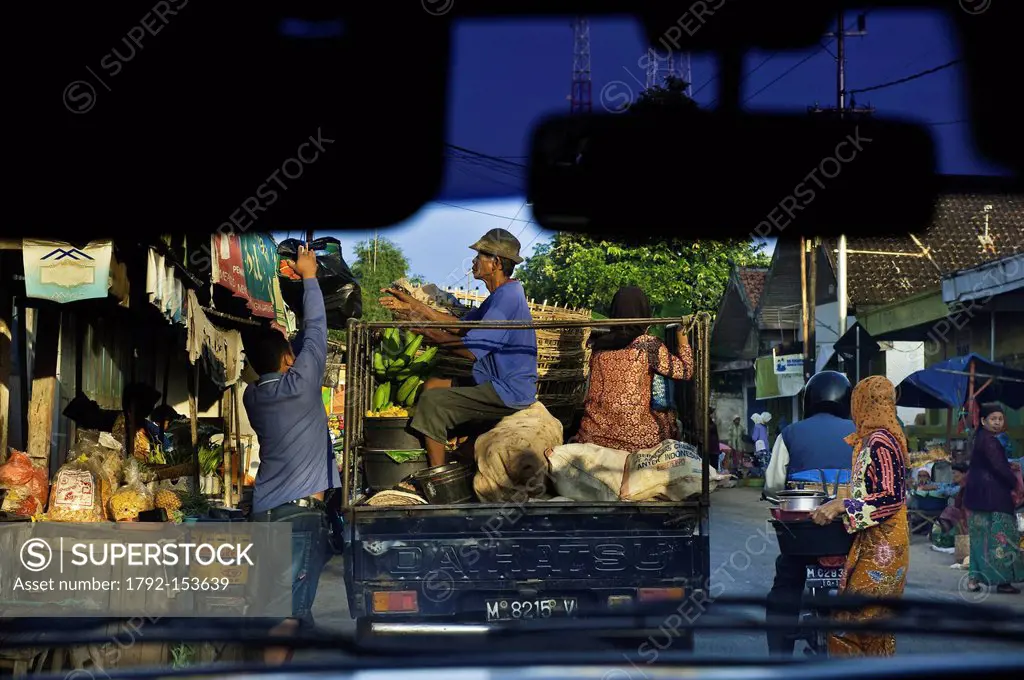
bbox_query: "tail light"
[638,587,685,602]
[371,590,418,613]
[817,556,845,568]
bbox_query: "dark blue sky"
[313,7,1004,285]
[439,6,1005,202]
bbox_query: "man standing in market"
[763,370,855,656]
[243,243,339,665]
[381,228,538,467]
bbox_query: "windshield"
[3,5,1024,678]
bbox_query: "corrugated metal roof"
[941,252,1024,304]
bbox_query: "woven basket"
[411,291,594,426]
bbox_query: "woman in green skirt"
[964,403,1024,594]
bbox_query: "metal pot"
[770,489,829,512]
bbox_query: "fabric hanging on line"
[185,289,244,388]
[108,250,130,307]
[145,248,185,324]
[239,233,281,321]
[211,233,251,302]
[22,239,114,303]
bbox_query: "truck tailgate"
[346,502,710,621]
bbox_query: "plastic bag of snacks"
[47,455,106,522]
[110,459,155,521]
[0,451,49,516]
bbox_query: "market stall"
[0,232,346,673]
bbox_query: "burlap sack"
[473,402,562,503]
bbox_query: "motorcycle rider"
[764,370,855,656]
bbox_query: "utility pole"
[809,10,872,118]
[813,8,868,378]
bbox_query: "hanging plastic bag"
[278,236,362,327]
[0,451,49,516]
[110,459,155,521]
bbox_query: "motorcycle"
[766,469,853,656]
[799,554,846,655]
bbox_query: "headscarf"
[843,375,908,458]
[589,286,651,351]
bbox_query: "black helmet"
[803,371,852,419]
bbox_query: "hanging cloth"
[211,233,251,302]
[185,289,244,388]
[239,233,280,321]
[108,250,130,307]
[23,239,113,303]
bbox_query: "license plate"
[806,565,844,588]
[485,597,578,622]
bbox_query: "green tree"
[352,237,410,322]
[518,233,769,317]
[518,77,769,317]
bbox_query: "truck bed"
[344,500,710,629]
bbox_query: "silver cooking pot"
[766,489,830,512]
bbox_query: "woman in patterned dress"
[574,287,693,453]
[810,375,909,656]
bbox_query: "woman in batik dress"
[811,375,909,656]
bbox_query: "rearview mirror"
[527,110,939,242]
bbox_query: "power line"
[925,118,967,126]
[445,143,526,169]
[432,201,535,223]
[696,13,871,105]
[848,59,961,95]
[693,53,775,99]
[744,46,828,104]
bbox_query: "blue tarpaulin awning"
[896,353,1024,411]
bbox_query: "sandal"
[967,580,982,592]
[996,584,1021,595]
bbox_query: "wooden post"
[808,238,818,376]
[27,307,61,466]
[799,238,810,380]
[0,283,12,462]
[190,361,199,493]
[16,299,29,448]
[221,388,232,507]
[232,383,243,505]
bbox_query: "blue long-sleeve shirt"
[245,278,340,513]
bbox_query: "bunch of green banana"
[372,329,439,381]
[372,382,392,411]
[395,375,424,407]
[369,328,442,412]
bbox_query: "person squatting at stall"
[764,370,855,656]
[382,229,538,468]
[242,244,340,665]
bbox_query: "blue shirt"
[462,281,538,409]
[781,413,857,484]
[245,278,340,514]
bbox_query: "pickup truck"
[340,316,713,647]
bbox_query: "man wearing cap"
[382,228,538,467]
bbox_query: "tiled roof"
[737,267,768,311]
[825,194,1024,306]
